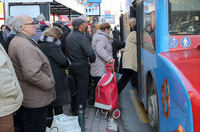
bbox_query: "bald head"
[13,15,36,37]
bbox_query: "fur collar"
[39,35,61,45]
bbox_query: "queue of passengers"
[0,14,138,132]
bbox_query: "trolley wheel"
[113,109,120,119]
[101,109,109,114]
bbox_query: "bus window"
[142,0,155,54]
[169,0,200,35]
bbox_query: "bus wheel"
[148,82,159,130]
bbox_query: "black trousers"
[46,106,63,128]
[69,65,89,115]
[117,69,138,94]
[18,106,48,132]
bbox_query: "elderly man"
[0,44,23,132]
[2,16,15,41]
[37,14,49,31]
[129,17,136,32]
[8,15,55,132]
[65,18,96,116]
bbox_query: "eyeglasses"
[25,22,38,25]
[20,22,38,27]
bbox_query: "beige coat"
[8,33,55,108]
[0,44,23,117]
[122,31,137,72]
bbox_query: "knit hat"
[72,18,86,29]
[33,17,39,24]
[54,20,63,25]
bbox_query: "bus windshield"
[169,0,200,35]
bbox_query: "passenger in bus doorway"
[117,31,138,94]
[129,17,137,32]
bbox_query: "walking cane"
[116,49,124,81]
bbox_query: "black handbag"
[67,74,76,96]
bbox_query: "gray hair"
[129,17,136,23]
[37,14,46,22]
[5,16,15,27]
[12,17,26,33]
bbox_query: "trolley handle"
[106,60,115,72]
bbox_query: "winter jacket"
[90,30,113,77]
[32,29,43,43]
[39,21,49,32]
[8,32,55,108]
[38,35,71,106]
[65,30,96,66]
[122,31,137,72]
[2,26,11,41]
[0,44,23,117]
[112,29,120,41]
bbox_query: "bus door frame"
[136,0,142,101]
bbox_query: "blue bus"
[121,0,200,131]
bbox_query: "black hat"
[72,18,86,29]
[54,20,63,25]
[33,17,39,24]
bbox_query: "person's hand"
[108,59,115,64]
[120,48,125,53]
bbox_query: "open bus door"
[136,0,142,101]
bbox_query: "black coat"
[65,30,96,66]
[112,38,125,71]
[38,38,71,106]
[112,29,120,41]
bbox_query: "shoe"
[84,114,88,118]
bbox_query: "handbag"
[50,114,81,132]
[67,74,76,96]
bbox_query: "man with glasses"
[8,15,55,132]
[65,18,96,116]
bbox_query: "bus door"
[136,0,156,109]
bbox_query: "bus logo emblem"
[169,37,178,48]
[180,37,191,48]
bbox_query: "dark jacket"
[38,35,71,106]
[3,34,15,53]
[112,29,120,41]
[0,31,4,47]
[2,26,11,41]
[85,30,92,42]
[39,21,49,32]
[65,30,96,66]
[112,38,125,71]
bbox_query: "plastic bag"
[50,114,81,132]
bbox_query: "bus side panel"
[152,54,193,131]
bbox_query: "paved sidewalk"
[63,104,117,132]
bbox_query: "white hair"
[12,17,26,33]
[5,16,15,27]
[129,17,136,23]
[37,14,46,22]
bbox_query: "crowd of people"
[0,14,138,132]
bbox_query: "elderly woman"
[90,22,114,86]
[38,26,71,127]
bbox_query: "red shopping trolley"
[94,60,120,119]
